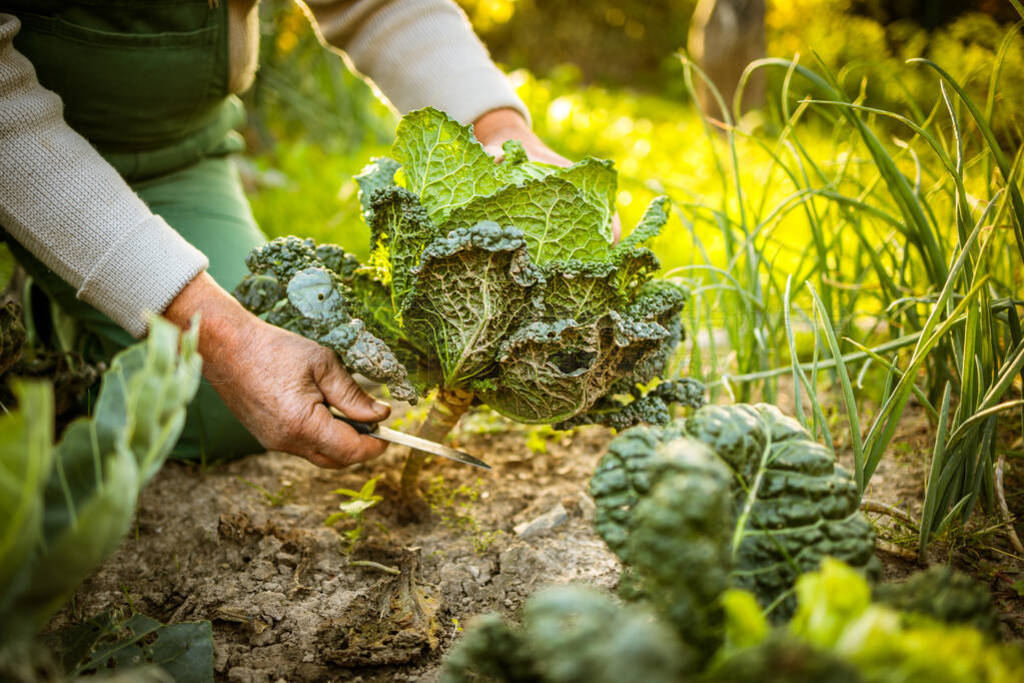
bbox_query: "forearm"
[163,272,255,377]
[304,0,528,125]
[0,13,207,337]
[164,270,392,468]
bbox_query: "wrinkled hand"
[165,272,390,468]
[473,108,622,243]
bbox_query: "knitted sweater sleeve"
[0,13,209,338]
[302,0,529,125]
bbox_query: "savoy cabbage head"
[356,108,694,423]
[236,108,701,501]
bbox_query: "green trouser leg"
[5,157,265,463]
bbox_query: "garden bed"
[48,399,1024,681]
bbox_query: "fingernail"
[373,400,390,416]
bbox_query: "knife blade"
[328,406,491,470]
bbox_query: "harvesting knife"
[328,406,491,470]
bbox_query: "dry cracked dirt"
[46,400,1024,681]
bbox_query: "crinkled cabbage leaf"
[236,107,700,425]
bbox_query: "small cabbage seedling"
[326,476,384,551]
[236,108,704,510]
[239,478,293,508]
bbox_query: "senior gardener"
[0,0,581,469]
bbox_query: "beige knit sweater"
[0,1,527,337]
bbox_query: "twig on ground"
[350,560,401,575]
[875,539,920,562]
[861,499,919,529]
[994,454,1024,554]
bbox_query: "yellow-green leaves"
[393,109,507,224]
[1,317,201,642]
[391,108,620,263]
[445,176,610,264]
[0,381,53,602]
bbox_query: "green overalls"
[1,1,265,461]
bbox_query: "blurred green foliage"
[768,0,1024,147]
[852,0,1019,27]
[454,0,1022,138]
[241,0,395,156]
[244,0,1024,283]
[455,0,697,93]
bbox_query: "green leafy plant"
[48,610,213,682]
[872,565,998,635]
[442,584,690,683]
[425,475,503,553]
[236,107,702,510]
[0,299,25,380]
[326,475,384,551]
[590,403,879,625]
[0,286,99,421]
[0,316,210,679]
[672,33,1024,557]
[240,478,294,508]
[444,561,1023,682]
[719,559,1024,683]
[443,404,1021,682]
[233,239,419,403]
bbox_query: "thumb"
[611,212,622,244]
[314,353,391,423]
[483,143,505,162]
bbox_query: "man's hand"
[165,272,390,468]
[473,108,622,242]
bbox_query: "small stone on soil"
[513,503,569,539]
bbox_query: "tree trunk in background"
[687,0,766,122]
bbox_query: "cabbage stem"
[399,387,474,509]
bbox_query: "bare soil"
[48,409,620,682]
[47,399,1024,681]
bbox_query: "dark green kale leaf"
[626,439,734,655]
[705,634,862,683]
[0,300,25,377]
[591,403,879,622]
[440,613,541,683]
[441,585,691,683]
[556,378,706,432]
[234,237,418,404]
[873,566,999,634]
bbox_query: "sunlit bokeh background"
[241,0,1023,405]
[244,0,1022,264]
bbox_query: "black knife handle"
[328,407,379,435]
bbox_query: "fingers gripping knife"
[328,406,491,470]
